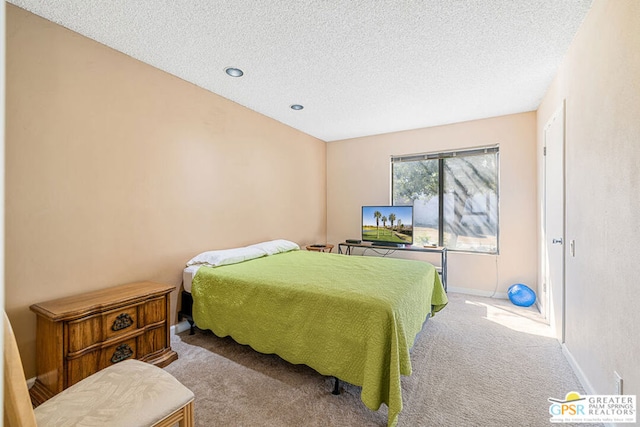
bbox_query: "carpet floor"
[165,292,599,426]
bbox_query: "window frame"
[391,145,500,254]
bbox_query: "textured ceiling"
[9,0,592,142]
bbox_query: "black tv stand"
[338,242,448,291]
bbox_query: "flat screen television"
[362,205,413,246]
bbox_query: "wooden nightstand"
[306,244,334,253]
[29,281,178,406]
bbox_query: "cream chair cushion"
[33,359,194,427]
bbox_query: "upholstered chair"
[3,312,194,427]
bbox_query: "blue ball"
[508,283,536,307]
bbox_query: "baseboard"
[561,343,597,395]
[172,319,191,335]
[447,286,508,300]
[561,345,617,427]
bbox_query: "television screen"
[362,205,413,246]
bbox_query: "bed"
[180,240,448,426]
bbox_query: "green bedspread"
[192,250,448,426]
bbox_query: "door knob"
[552,238,563,244]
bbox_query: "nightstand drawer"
[66,347,101,387]
[67,305,140,352]
[142,324,168,355]
[103,337,138,368]
[66,336,138,387]
[144,296,167,325]
[104,306,139,340]
[67,315,102,353]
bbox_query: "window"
[391,146,499,253]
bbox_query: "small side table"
[306,244,334,253]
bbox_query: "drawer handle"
[111,343,133,364]
[111,313,133,331]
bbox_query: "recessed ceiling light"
[290,104,304,110]
[224,67,243,77]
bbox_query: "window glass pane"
[392,160,439,246]
[443,153,498,252]
[413,194,439,246]
[392,149,499,253]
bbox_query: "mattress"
[182,265,200,293]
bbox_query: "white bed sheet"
[182,265,200,293]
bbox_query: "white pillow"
[248,239,300,256]
[186,246,267,267]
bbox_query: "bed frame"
[178,290,196,335]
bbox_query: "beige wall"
[327,112,537,296]
[537,0,639,395]
[5,5,326,377]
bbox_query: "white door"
[544,102,566,342]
